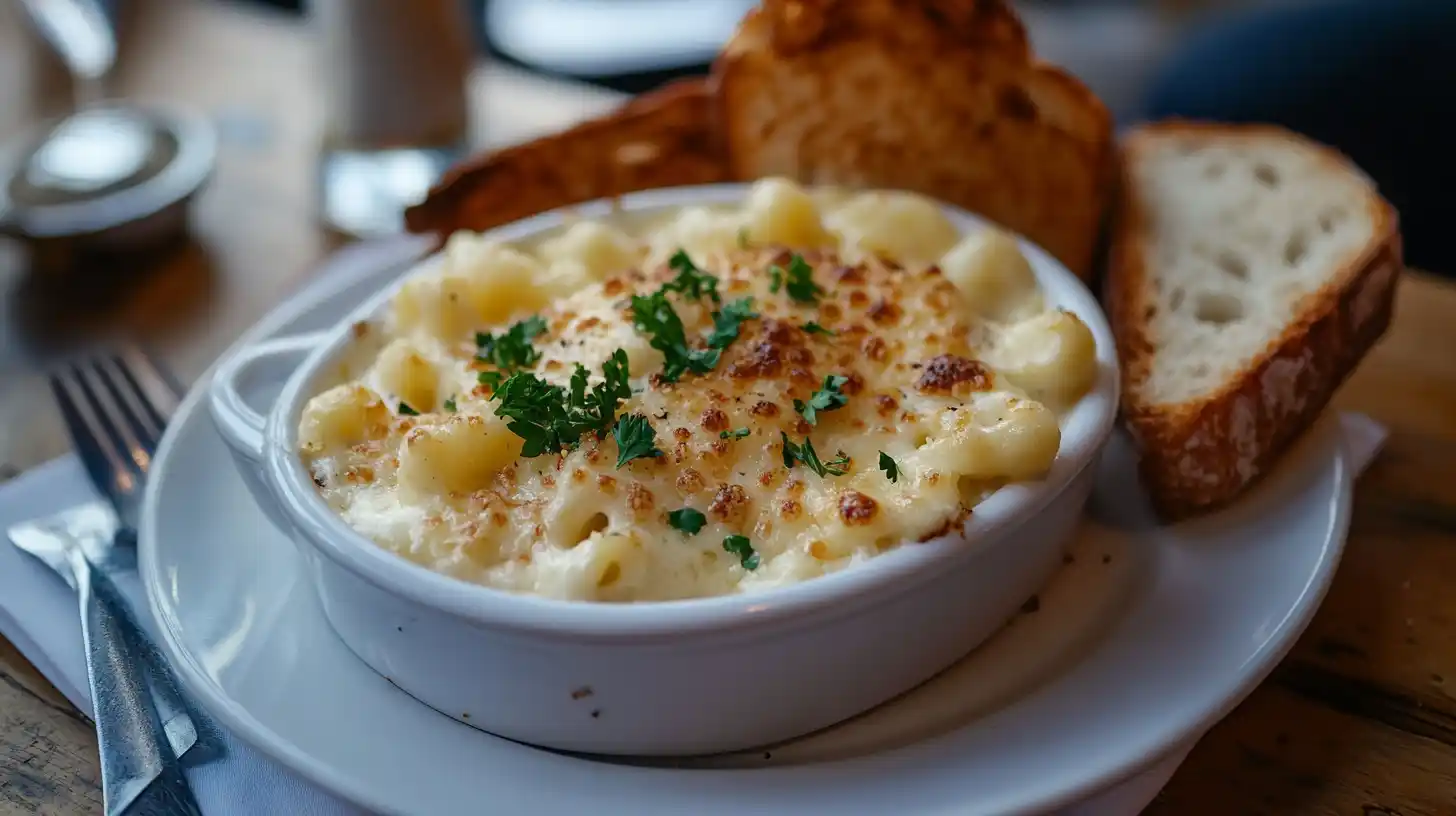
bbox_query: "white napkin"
[0,416,1389,816]
[0,455,360,816]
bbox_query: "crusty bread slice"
[711,0,1115,280]
[1106,121,1402,519]
[403,78,730,237]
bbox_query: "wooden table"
[2,2,1454,814]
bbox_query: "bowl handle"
[209,332,327,463]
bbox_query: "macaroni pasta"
[299,179,1098,602]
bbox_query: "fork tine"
[88,347,182,460]
[72,361,152,478]
[119,346,182,418]
[50,368,139,505]
[95,355,166,451]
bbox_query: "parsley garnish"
[668,508,707,535]
[584,349,633,431]
[630,291,722,383]
[879,451,900,483]
[781,432,850,477]
[477,370,504,390]
[490,350,634,457]
[723,534,760,570]
[475,315,548,372]
[629,252,757,383]
[706,297,758,350]
[719,427,751,440]
[736,227,750,249]
[489,373,573,457]
[801,322,836,336]
[771,254,823,303]
[794,374,849,425]
[397,402,420,416]
[613,413,663,468]
[443,397,457,412]
[664,250,720,304]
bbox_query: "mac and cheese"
[299,179,1098,602]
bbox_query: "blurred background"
[6,0,1449,260]
[232,0,1261,112]
[0,0,1450,478]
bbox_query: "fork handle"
[73,550,195,815]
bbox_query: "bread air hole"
[574,513,609,546]
[1203,162,1226,180]
[1283,230,1309,267]
[1168,287,1186,312]
[1216,252,1249,280]
[1195,292,1245,325]
[1318,208,1346,234]
[1254,163,1280,187]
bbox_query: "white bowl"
[206,183,1121,756]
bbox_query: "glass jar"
[312,0,475,238]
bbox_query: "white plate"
[141,238,1351,816]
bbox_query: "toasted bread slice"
[711,0,1114,280]
[403,78,730,237]
[1106,121,1402,519]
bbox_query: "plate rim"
[140,237,1353,816]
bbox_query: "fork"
[41,349,202,815]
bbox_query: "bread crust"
[1106,120,1402,519]
[405,1,1113,282]
[712,0,1115,280]
[403,78,731,238]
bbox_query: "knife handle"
[104,530,208,765]
[73,551,195,815]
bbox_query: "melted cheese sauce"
[298,181,1098,602]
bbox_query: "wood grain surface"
[3,2,1455,815]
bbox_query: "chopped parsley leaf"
[629,256,758,383]
[769,266,783,293]
[630,290,721,383]
[794,374,850,426]
[489,373,572,457]
[719,427,751,440]
[801,322,836,336]
[736,227,750,249]
[585,349,634,436]
[664,249,720,304]
[443,397,458,413]
[825,451,851,475]
[783,254,824,303]
[613,413,663,468]
[489,349,634,457]
[667,507,707,535]
[397,401,420,416]
[781,432,850,477]
[723,534,760,570]
[879,451,900,483]
[475,315,548,373]
[706,297,759,350]
[477,370,504,390]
